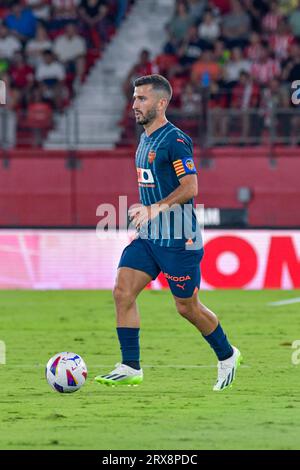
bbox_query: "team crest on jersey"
[148,150,156,164]
[184,158,195,171]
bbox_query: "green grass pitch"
[0,289,300,450]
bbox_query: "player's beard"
[135,107,157,126]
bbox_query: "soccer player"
[95,74,242,391]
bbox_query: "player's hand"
[128,204,161,229]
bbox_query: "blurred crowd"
[123,0,300,144]
[0,0,131,144]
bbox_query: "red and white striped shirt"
[262,12,282,33]
[270,34,294,60]
[246,43,263,62]
[251,59,281,85]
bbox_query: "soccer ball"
[46,352,88,393]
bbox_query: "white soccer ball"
[46,352,88,393]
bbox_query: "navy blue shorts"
[118,237,204,298]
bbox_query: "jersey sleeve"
[168,133,197,180]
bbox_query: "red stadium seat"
[25,103,53,130]
[155,54,178,75]
[169,76,189,106]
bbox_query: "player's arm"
[157,173,198,208]
[158,135,198,208]
[129,174,198,228]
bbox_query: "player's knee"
[175,299,190,318]
[113,284,135,308]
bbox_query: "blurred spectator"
[245,31,263,61]
[52,0,80,25]
[167,1,193,45]
[242,0,270,32]
[211,0,230,14]
[261,77,291,140]
[231,71,260,109]
[250,43,281,85]
[187,0,208,22]
[5,2,37,41]
[123,49,157,100]
[36,50,67,110]
[0,72,21,110]
[79,0,109,47]
[282,41,300,84]
[10,51,34,91]
[0,57,9,75]
[53,23,86,81]
[206,0,222,18]
[213,38,230,65]
[0,23,22,60]
[262,1,282,34]
[198,9,220,43]
[191,49,221,85]
[208,78,228,142]
[231,70,260,142]
[26,24,52,67]
[178,25,210,71]
[270,19,294,61]
[24,0,51,22]
[181,82,202,113]
[208,78,228,108]
[224,46,250,86]
[262,77,290,113]
[115,0,128,28]
[163,31,180,55]
[288,0,300,38]
[222,0,251,48]
[36,50,65,83]
[0,72,17,147]
[279,0,298,15]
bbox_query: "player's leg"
[173,290,218,336]
[113,266,151,328]
[155,244,242,392]
[173,290,234,362]
[95,238,160,387]
[173,291,242,391]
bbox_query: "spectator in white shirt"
[24,0,51,22]
[0,23,22,60]
[53,23,86,80]
[36,50,65,82]
[224,47,251,86]
[26,24,52,67]
[36,50,66,110]
[198,10,220,44]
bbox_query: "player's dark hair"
[134,74,173,103]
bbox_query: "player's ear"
[158,97,168,111]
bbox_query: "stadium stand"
[118,0,300,148]
[0,0,135,147]
[3,0,300,148]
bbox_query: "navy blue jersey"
[135,121,202,248]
